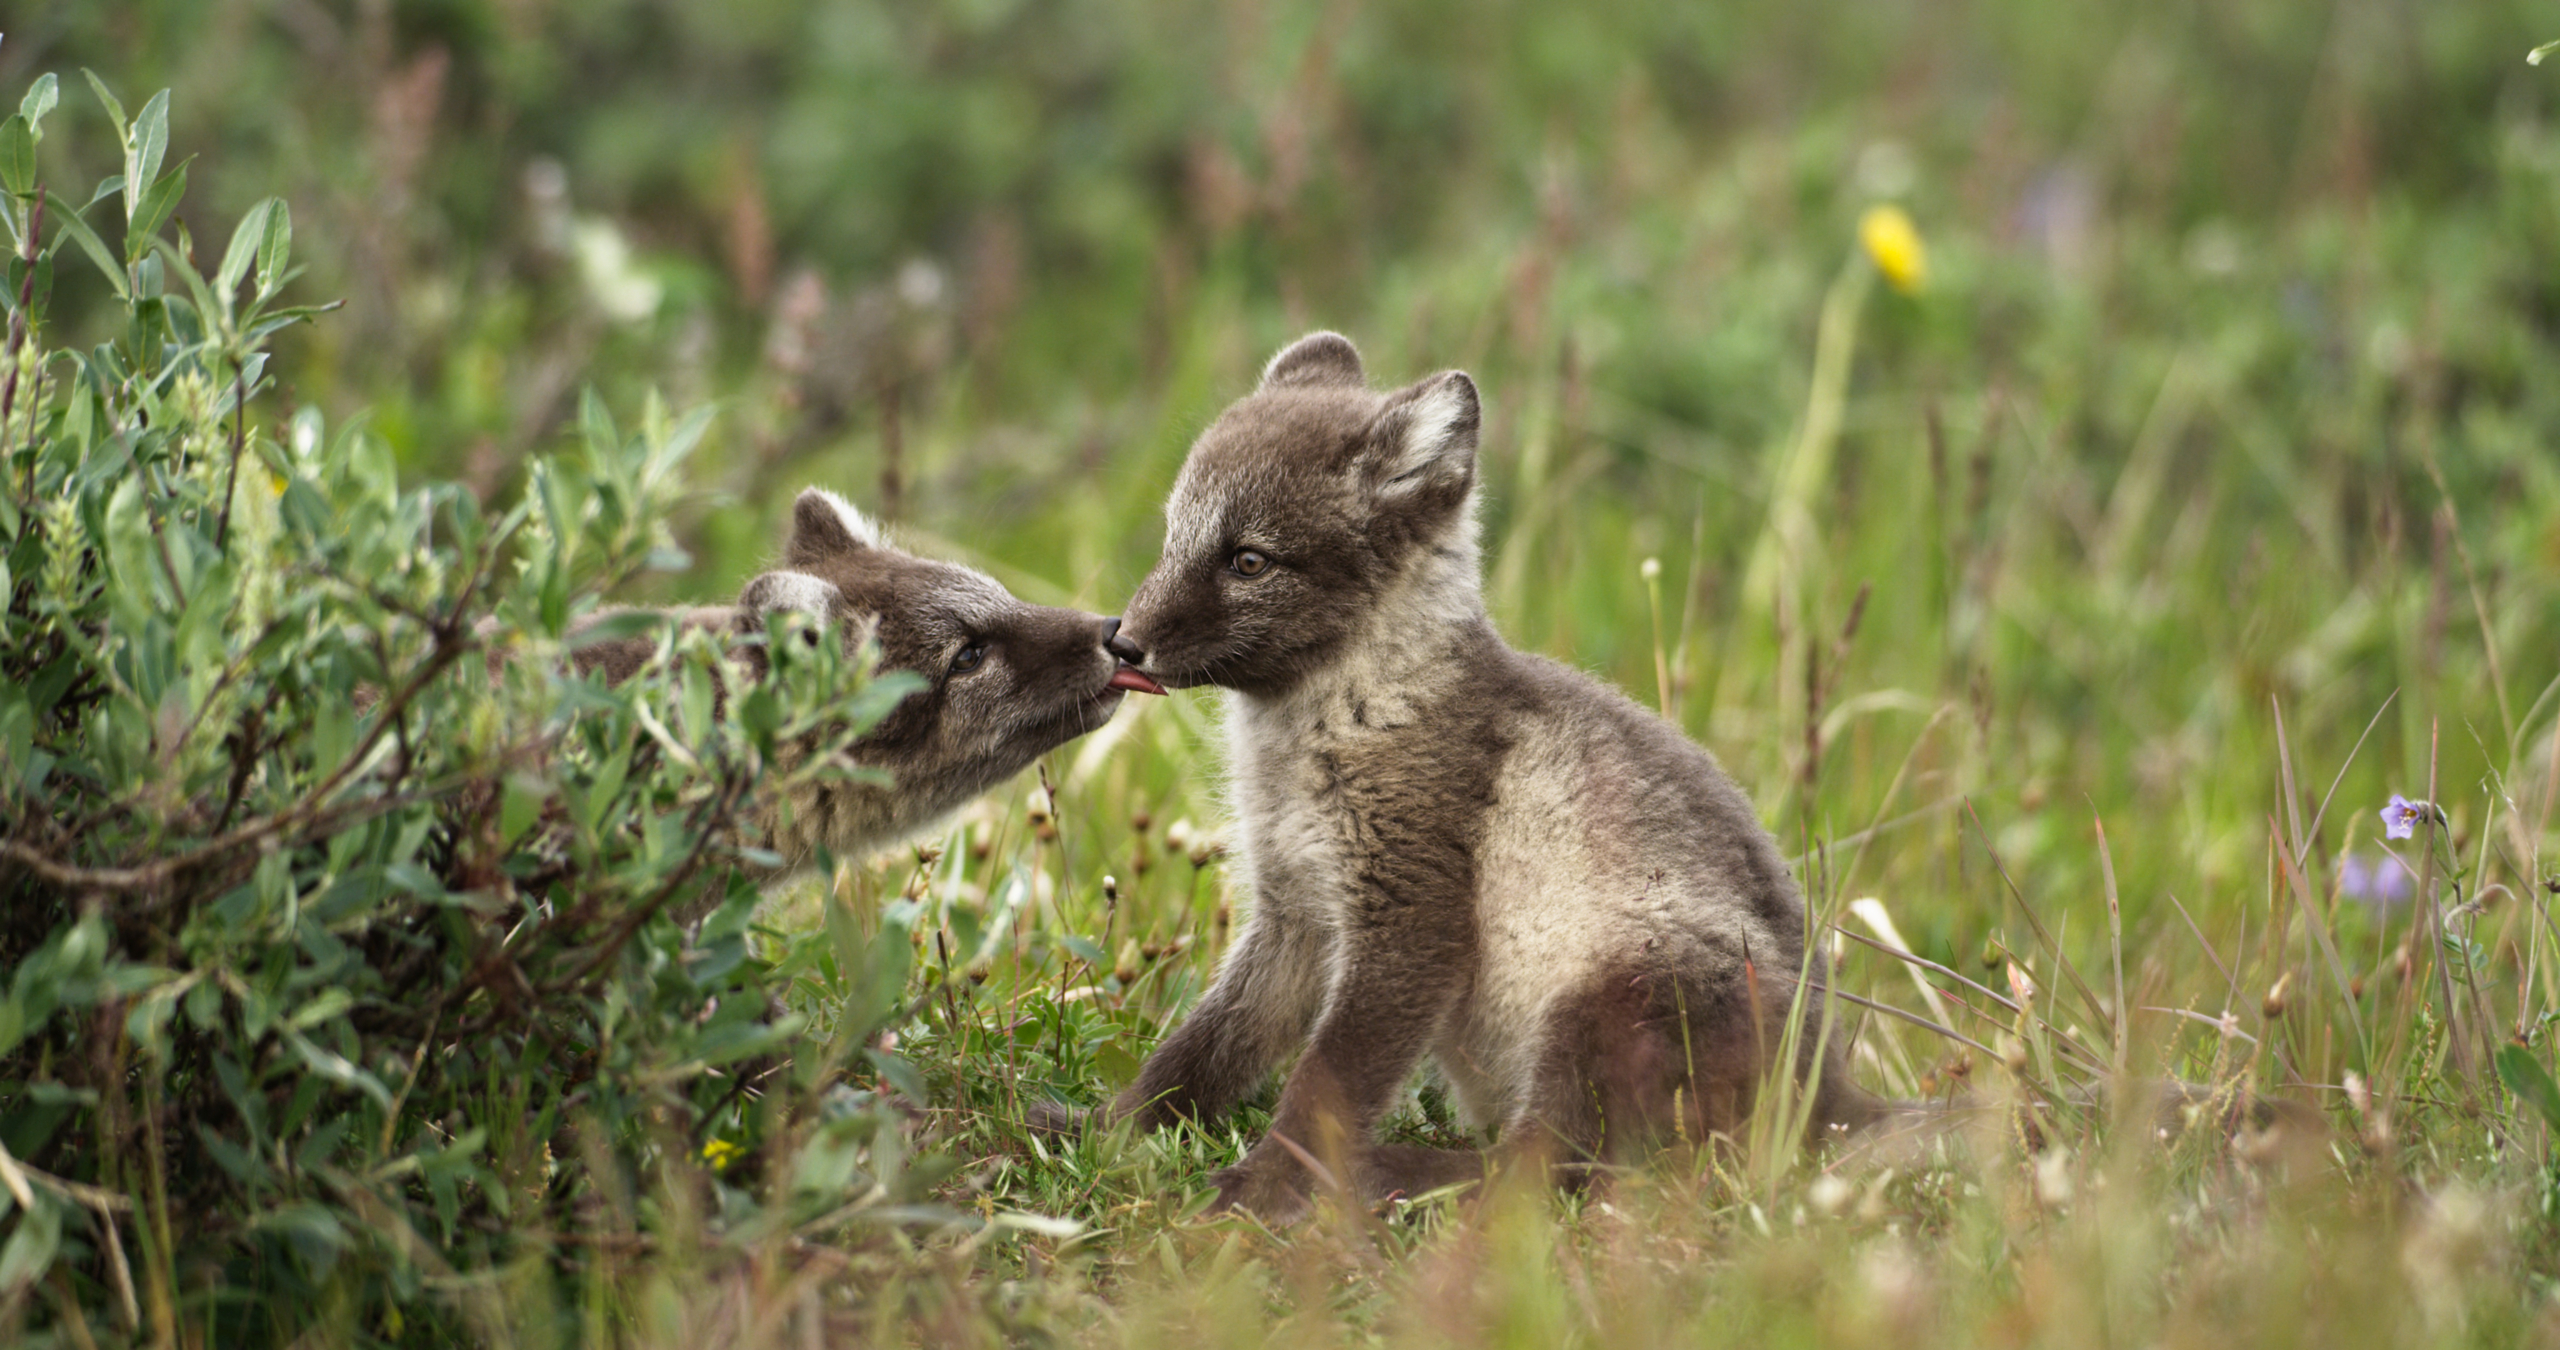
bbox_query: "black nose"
[1105,619,1144,665]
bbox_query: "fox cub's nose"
[1104,618,1144,666]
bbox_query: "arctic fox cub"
[575,486,1163,872]
[1106,334,1876,1218]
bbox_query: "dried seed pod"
[2262,971,2293,1020]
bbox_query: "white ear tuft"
[816,489,883,547]
[786,487,884,564]
[1367,371,1480,496]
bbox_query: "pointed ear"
[784,487,884,566]
[736,568,843,622]
[1361,371,1479,500]
[1258,331,1366,392]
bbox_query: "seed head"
[2262,970,2293,1020]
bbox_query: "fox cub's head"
[1116,332,1482,696]
[737,488,1153,819]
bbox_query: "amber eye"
[950,642,986,674]
[1231,549,1271,578]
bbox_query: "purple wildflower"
[2380,794,2430,841]
[2339,853,2415,910]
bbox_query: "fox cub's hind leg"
[1515,966,1879,1170]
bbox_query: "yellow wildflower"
[700,1137,745,1170]
[1858,204,1928,295]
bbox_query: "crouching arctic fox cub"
[1105,334,1880,1219]
[573,486,1164,873]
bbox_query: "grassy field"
[9,1,2560,1345]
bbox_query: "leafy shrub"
[0,75,952,1344]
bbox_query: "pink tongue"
[1107,666,1168,696]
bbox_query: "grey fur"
[572,487,1134,875]
[1111,333,1878,1220]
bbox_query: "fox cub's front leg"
[1113,902,1330,1130]
[1202,929,1472,1222]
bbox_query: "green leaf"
[0,117,31,199]
[216,197,275,301]
[81,70,127,139]
[867,1047,930,1104]
[582,741,634,833]
[19,74,57,133]
[578,386,619,452]
[500,774,547,845]
[312,693,353,777]
[126,160,189,264]
[284,1030,393,1111]
[44,190,127,298]
[2497,1043,2560,1131]
[124,89,170,223]
[288,988,355,1032]
[254,198,291,300]
[0,1195,61,1295]
[251,1202,349,1271]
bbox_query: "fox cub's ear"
[784,487,884,566]
[737,569,842,623]
[1362,371,1480,500]
[1259,331,1367,392]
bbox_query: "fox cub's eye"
[950,642,987,675]
[1230,549,1272,578]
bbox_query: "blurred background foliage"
[15,1,2554,573]
[11,0,2560,1148]
[8,1,2560,1342]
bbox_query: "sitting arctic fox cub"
[1105,335,1877,1219]
[573,486,1163,872]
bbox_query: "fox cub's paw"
[1206,1161,1314,1226]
